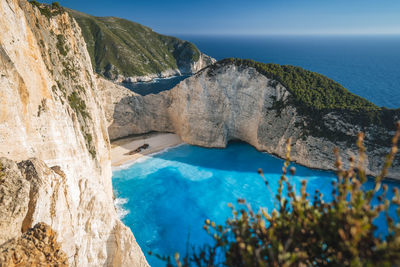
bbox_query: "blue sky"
[42,0,400,35]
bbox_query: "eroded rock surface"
[0,222,68,267]
[0,158,29,244]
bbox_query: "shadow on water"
[121,75,190,96]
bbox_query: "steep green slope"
[68,9,208,79]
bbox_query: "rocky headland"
[99,59,400,179]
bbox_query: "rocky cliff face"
[0,222,68,267]
[0,1,147,266]
[99,63,400,179]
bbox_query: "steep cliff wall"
[99,61,400,179]
[0,1,147,266]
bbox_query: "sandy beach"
[110,132,183,167]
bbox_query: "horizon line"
[167,32,400,37]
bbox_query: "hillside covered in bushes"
[68,9,211,79]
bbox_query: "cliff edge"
[0,1,147,266]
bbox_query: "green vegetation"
[55,81,66,98]
[217,58,378,112]
[83,131,96,158]
[51,2,60,9]
[67,92,90,120]
[53,82,65,105]
[67,9,205,79]
[61,61,77,81]
[56,34,68,56]
[37,98,47,117]
[159,124,400,266]
[68,93,96,159]
[29,1,63,19]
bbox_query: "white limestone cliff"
[99,63,400,179]
[0,0,148,266]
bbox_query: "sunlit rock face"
[0,0,148,266]
[100,63,399,179]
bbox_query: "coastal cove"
[112,142,400,267]
[2,0,400,265]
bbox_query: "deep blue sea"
[113,143,400,267]
[179,35,400,108]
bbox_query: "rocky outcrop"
[0,158,30,244]
[99,62,400,179]
[0,1,147,266]
[0,222,68,267]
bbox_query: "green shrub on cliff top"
[51,2,60,9]
[29,1,63,19]
[157,122,400,267]
[217,58,378,112]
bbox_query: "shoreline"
[110,132,183,168]
[110,133,399,181]
[121,74,190,85]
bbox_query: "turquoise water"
[178,35,400,109]
[113,142,400,266]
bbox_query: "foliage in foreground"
[153,122,400,267]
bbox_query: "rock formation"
[99,61,400,179]
[0,222,68,267]
[0,1,147,266]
